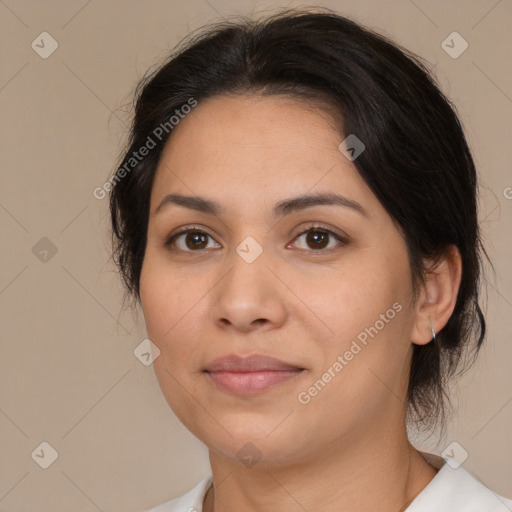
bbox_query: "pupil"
[307,230,328,249]
[187,231,207,249]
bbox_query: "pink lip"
[204,354,305,395]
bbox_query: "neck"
[203,423,437,512]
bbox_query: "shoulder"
[138,475,213,512]
[406,463,512,512]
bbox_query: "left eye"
[291,228,346,251]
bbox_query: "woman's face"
[140,94,419,465]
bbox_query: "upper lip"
[204,354,304,372]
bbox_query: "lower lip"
[206,370,304,395]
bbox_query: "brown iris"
[185,231,209,250]
[304,230,330,250]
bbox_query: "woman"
[109,9,512,512]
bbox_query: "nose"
[210,247,287,333]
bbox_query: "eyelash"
[164,223,349,253]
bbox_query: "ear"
[411,245,462,345]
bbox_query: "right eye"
[165,226,222,252]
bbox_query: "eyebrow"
[154,191,368,218]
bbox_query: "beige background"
[1,0,511,510]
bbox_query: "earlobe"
[411,245,462,346]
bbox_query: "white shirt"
[141,463,512,512]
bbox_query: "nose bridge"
[223,239,270,301]
[211,237,286,330]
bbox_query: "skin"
[139,94,462,511]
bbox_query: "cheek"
[140,255,186,355]
[139,252,212,370]
[301,254,410,343]
[139,255,209,426]
[296,248,414,399]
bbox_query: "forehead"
[150,94,383,220]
